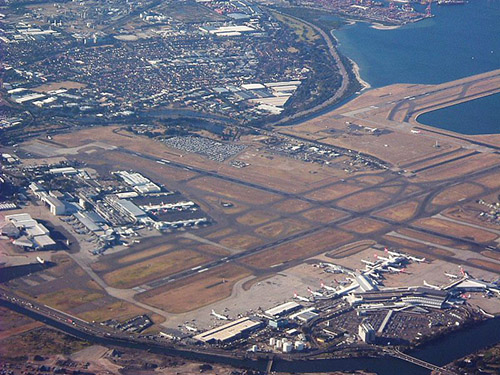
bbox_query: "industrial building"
[193,317,262,344]
[264,301,301,318]
[358,322,376,343]
[5,213,56,250]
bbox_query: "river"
[332,0,500,134]
[2,298,500,375]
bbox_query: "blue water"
[332,0,500,134]
[417,92,500,134]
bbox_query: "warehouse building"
[193,317,262,344]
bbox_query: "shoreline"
[371,22,401,30]
[349,57,371,90]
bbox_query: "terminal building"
[193,317,263,344]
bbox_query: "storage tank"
[275,339,283,349]
[294,341,304,351]
[251,345,258,352]
[269,337,276,346]
[282,342,293,353]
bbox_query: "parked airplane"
[388,266,406,273]
[184,325,198,332]
[293,292,311,303]
[445,272,459,279]
[408,255,426,263]
[36,257,45,264]
[307,287,323,297]
[320,281,336,292]
[459,266,471,279]
[411,129,421,134]
[361,259,376,266]
[423,280,441,290]
[211,310,229,320]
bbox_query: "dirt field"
[467,259,500,273]
[187,176,281,204]
[336,190,392,212]
[78,301,153,323]
[218,233,263,250]
[301,207,347,223]
[242,228,353,269]
[33,81,87,92]
[102,250,210,288]
[236,210,280,226]
[137,264,252,313]
[414,218,498,244]
[414,153,500,182]
[340,218,388,234]
[374,201,420,222]
[476,170,500,189]
[117,244,175,265]
[305,183,361,202]
[271,199,312,213]
[37,287,105,312]
[431,183,484,206]
[254,218,311,239]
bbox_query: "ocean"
[332,0,500,134]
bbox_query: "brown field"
[188,177,281,204]
[431,183,484,206]
[379,185,403,195]
[382,235,453,259]
[236,210,280,226]
[117,244,175,265]
[327,240,375,259]
[271,199,312,213]
[102,250,210,288]
[414,218,498,244]
[481,251,500,262]
[336,191,391,212]
[218,234,263,250]
[242,228,354,269]
[0,307,42,340]
[353,174,386,186]
[78,300,152,323]
[33,81,86,92]
[102,150,198,182]
[340,218,388,234]
[414,153,500,182]
[476,170,500,189]
[203,195,248,214]
[138,264,252,313]
[301,207,347,223]
[374,201,419,222]
[407,149,473,172]
[467,259,500,273]
[37,288,105,312]
[254,218,311,238]
[196,244,231,257]
[305,183,361,202]
[397,228,472,250]
[205,227,237,240]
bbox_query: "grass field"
[37,288,105,312]
[103,250,210,288]
[272,12,320,43]
[476,170,500,189]
[218,234,263,250]
[138,264,252,313]
[117,244,175,265]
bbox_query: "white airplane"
[387,249,405,258]
[308,287,323,297]
[184,325,198,332]
[445,272,459,279]
[36,257,45,264]
[320,281,337,292]
[388,266,406,273]
[361,259,376,266]
[293,292,311,303]
[459,266,470,279]
[408,255,426,263]
[423,280,441,290]
[211,310,229,320]
[411,129,421,134]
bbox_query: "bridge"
[387,349,457,375]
